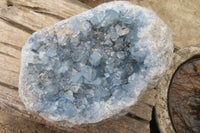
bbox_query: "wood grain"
[0,0,156,132]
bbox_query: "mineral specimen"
[19,1,173,127]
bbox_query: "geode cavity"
[19,1,173,127]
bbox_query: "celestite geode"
[19,1,173,127]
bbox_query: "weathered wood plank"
[0,69,19,87]
[0,0,7,8]
[0,42,21,59]
[8,0,90,18]
[0,111,66,133]
[82,116,149,133]
[0,0,90,33]
[128,89,157,122]
[0,21,31,48]
[0,6,60,33]
[0,50,20,87]
[0,53,20,72]
[129,103,153,121]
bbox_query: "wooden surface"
[0,0,157,133]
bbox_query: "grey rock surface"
[19,1,173,127]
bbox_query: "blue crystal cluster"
[19,1,173,126]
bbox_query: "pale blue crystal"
[89,51,102,66]
[116,51,127,60]
[104,39,113,46]
[31,42,41,51]
[108,26,119,41]
[63,91,74,101]
[63,102,77,119]
[101,10,119,27]
[81,66,96,81]
[90,11,105,26]
[71,48,85,62]
[114,38,124,51]
[71,72,83,84]
[46,47,57,57]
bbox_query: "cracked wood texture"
[0,0,157,132]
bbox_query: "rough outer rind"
[19,1,173,127]
[156,46,200,133]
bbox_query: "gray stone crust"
[19,1,173,127]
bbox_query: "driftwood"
[0,0,157,132]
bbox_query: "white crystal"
[89,51,103,66]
